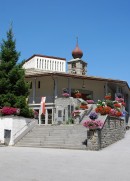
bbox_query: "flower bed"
[95,98,124,117]
[95,106,111,115]
[0,107,20,116]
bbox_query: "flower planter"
[75,93,82,98]
[62,93,70,98]
[80,105,88,110]
[72,110,81,117]
[105,95,112,100]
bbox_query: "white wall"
[23,56,66,73]
[0,116,36,145]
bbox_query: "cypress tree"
[0,27,33,118]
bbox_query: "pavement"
[0,130,130,181]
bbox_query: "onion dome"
[72,39,83,59]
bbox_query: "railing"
[79,104,94,123]
[13,119,37,145]
[13,120,32,138]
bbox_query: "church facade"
[23,43,130,125]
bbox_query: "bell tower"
[67,38,87,75]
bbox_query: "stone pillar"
[32,78,36,104]
[54,78,58,98]
[45,110,48,125]
[87,130,101,150]
[39,109,41,125]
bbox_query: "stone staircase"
[15,125,87,150]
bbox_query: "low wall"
[0,116,37,145]
[87,116,126,150]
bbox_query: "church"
[23,42,130,125]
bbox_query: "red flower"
[114,103,121,108]
[105,95,111,100]
[115,111,122,117]
[80,105,88,109]
[95,106,111,115]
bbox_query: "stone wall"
[54,97,79,124]
[87,116,126,150]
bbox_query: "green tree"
[0,27,33,118]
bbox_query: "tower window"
[72,62,76,68]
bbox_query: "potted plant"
[62,88,70,98]
[89,112,98,120]
[86,100,94,104]
[105,93,112,100]
[80,101,88,109]
[83,119,103,130]
[86,95,92,100]
[74,90,82,98]
[72,110,81,117]
[62,93,70,98]
[75,106,80,110]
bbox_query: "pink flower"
[62,93,70,97]
[1,107,17,115]
[83,119,103,129]
[115,97,124,102]
[86,100,94,104]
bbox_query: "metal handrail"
[13,120,35,138]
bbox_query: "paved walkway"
[0,130,130,181]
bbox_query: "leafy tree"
[0,27,33,118]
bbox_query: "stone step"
[15,125,87,150]
[16,142,87,147]
[16,144,87,150]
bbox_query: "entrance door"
[40,108,53,125]
[47,109,52,124]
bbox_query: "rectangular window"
[58,110,62,117]
[38,81,40,89]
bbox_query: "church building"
[23,42,130,125]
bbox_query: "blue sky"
[0,0,130,85]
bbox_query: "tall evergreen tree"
[0,27,33,117]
